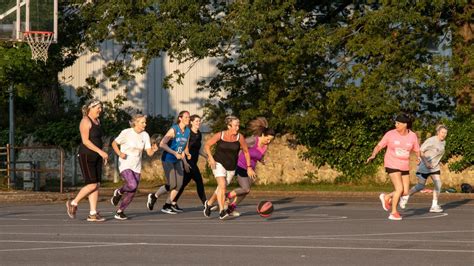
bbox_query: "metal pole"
[9,85,15,188]
[16,0,20,40]
[60,148,64,193]
[53,0,58,42]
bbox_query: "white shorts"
[212,162,235,185]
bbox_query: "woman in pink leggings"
[367,114,420,220]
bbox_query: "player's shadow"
[402,199,472,217]
[442,199,471,210]
[277,202,346,213]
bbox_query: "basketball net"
[23,31,54,63]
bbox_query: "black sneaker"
[161,204,178,214]
[110,189,122,206]
[219,210,229,220]
[147,193,157,211]
[114,211,127,220]
[171,203,183,213]
[203,200,212,217]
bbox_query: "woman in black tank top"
[66,99,108,222]
[203,116,255,220]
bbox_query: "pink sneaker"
[388,212,402,221]
[379,193,391,211]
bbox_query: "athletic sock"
[432,199,438,207]
[71,201,78,206]
[90,211,97,215]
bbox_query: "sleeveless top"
[78,116,104,158]
[187,129,202,165]
[214,131,241,171]
[161,124,191,163]
[237,136,267,170]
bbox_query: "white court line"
[1,230,472,243]
[0,240,472,253]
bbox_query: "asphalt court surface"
[0,194,473,265]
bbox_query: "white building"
[60,41,218,130]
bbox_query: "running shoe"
[388,212,402,221]
[171,204,183,213]
[203,200,212,217]
[66,200,77,219]
[379,193,391,211]
[147,193,157,211]
[110,189,122,206]
[114,211,128,220]
[429,205,443,213]
[399,195,409,209]
[87,213,106,222]
[219,210,230,220]
[161,204,178,214]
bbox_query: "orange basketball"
[257,201,273,217]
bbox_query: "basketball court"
[0,194,472,265]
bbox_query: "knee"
[87,183,99,191]
[243,187,251,195]
[415,182,425,191]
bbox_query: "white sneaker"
[399,196,409,209]
[229,210,240,217]
[429,205,443,213]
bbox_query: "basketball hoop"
[23,31,54,63]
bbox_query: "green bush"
[444,114,474,172]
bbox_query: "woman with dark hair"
[203,115,254,220]
[226,117,275,217]
[110,114,159,220]
[367,113,420,221]
[172,114,207,210]
[66,99,108,222]
[147,111,191,214]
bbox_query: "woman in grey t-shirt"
[399,125,448,213]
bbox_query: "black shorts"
[385,167,409,176]
[416,171,441,179]
[235,166,249,178]
[78,153,103,184]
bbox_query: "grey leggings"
[233,175,252,196]
[163,161,184,191]
[410,172,442,194]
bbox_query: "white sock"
[402,195,409,200]
[90,211,97,215]
[432,199,438,207]
[71,201,78,206]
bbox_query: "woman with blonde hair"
[110,114,159,220]
[226,117,275,216]
[203,115,254,220]
[399,125,448,212]
[66,99,108,222]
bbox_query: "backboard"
[0,0,58,42]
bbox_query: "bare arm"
[366,144,384,163]
[159,128,182,159]
[239,134,256,178]
[111,140,126,159]
[145,143,159,157]
[204,133,221,169]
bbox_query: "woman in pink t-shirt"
[367,114,420,221]
[225,117,275,217]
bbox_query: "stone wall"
[13,135,474,188]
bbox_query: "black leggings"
[173,162,206,204]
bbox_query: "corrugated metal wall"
[60,41,217,124]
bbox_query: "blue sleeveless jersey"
[161,124,190,163]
